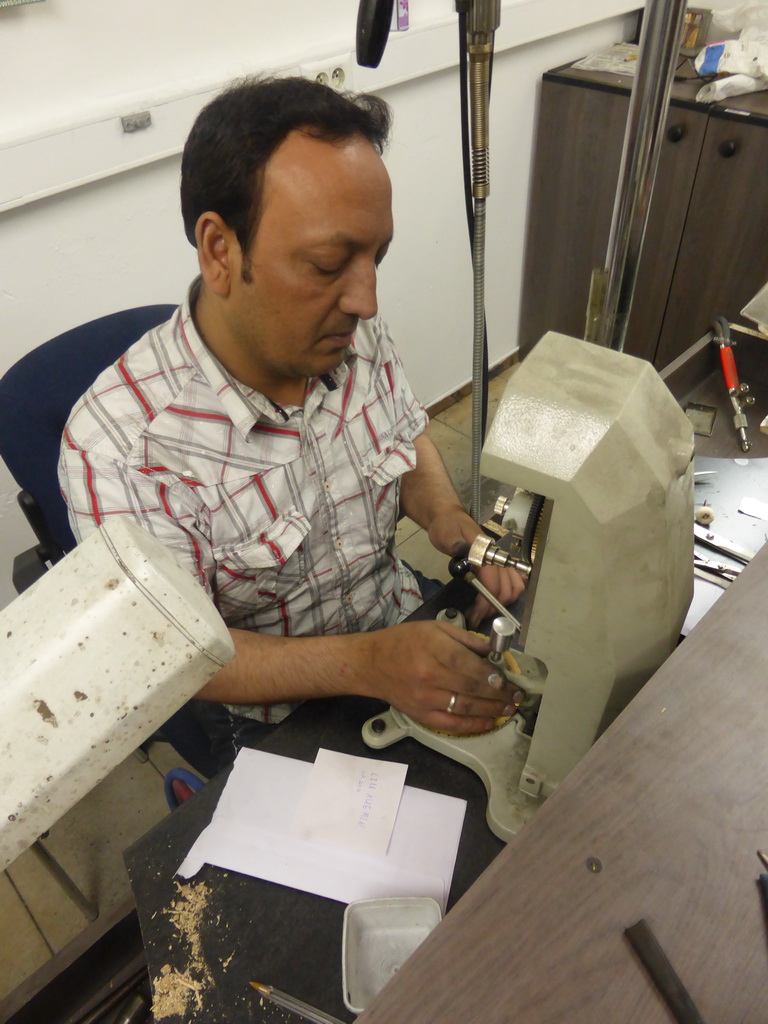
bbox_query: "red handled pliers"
[712,315,755,452]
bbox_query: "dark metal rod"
[31,839,98,921]
[625,918,706,1024]
[595,0,689,352]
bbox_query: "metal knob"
[493,495,511,518]
[718,140,738,158]
[490,615,517,655]
[666,124,684,143]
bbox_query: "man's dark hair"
[180,76,392,255]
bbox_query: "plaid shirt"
[59,281,428,722]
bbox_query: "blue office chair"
[0,305,219,780]
[0,305,176,588]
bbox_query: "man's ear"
[195,212,241,297]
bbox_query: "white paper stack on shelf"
[178,748,467,913]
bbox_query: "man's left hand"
[427,507,525,628]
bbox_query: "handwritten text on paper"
[292,750,408,856]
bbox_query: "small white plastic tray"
[342,896,442,1013]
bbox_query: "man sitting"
[59,76,523,770]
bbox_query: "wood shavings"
[152,880,215,1020]
[153,965,204,1017]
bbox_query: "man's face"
[221,130,394,400]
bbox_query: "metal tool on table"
[712,315,756,452]
[365,333,694,839]
[693,523,755,565]
[693,555,742,588]
[625,919,707,1024]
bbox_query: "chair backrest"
[0,305,176,554]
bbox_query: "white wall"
[0,0,640,607]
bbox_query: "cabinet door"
[623,108,707,363]
[519,76,705,365]
[520,79,626,357]
[655,113,768,369]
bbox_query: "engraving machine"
[364,331,694,840]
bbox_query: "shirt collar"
[178,278,358,439]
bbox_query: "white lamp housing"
[0,518,234,871]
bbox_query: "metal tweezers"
[693,524,755,564]
[693,555,742,588]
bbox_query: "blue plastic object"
[164,768,205,810]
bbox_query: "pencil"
[249,982,347,1024]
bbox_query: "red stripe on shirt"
[390,447,416,470]
[167,405,231,423]
[117,355,155,421]
[158,482,173,517]
[252,423,301,438]
[253,475,278,521]
[80,451,103,526]
[362,406,380,453]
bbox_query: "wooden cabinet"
[519,65,768,367]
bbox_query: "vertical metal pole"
[594,0,689,352]
[466,0,500,519]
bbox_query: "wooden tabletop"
[358,542,768,1023]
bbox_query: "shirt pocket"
[362,436,417,539]
[213,507,312,610]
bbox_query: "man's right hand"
[361,619,521,734]
[199,618,521,731]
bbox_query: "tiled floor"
[0,364,517,1006]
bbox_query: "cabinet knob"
[667,124,685,143]
[718,140,738,158]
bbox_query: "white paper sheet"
[292,749,408,857]
[177,748,466,913]
[571,43,639,75]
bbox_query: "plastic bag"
[696,71,768,101]
[712,3,768,35]
[695,28,768,76]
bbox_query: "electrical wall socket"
[299,54,353,92]
[121,110,152,134]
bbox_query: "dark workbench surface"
[125,458,768,1023]
[125,690,504,1023]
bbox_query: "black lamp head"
[356,0,396,69]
